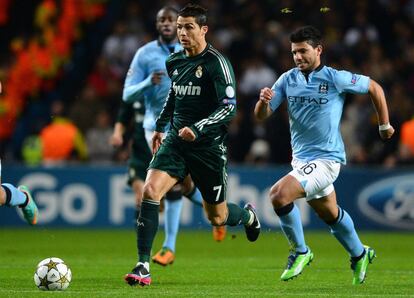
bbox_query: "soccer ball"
[34,257,72,290]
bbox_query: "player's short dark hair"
[178,3,208,26]
[290,26,322,48]
[159,6,178,16]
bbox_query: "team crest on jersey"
[195,66,203,78]
[351,74,357,84]
[318,82,329,94]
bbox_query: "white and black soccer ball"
[34,257,72,291]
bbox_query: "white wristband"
[379,123,391,131]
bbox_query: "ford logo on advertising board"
[357,175,414,229]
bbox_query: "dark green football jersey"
[155,44,237,145]
[117,101,152,168]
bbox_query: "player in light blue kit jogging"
[255,26,394,285]
[122,7,225,271]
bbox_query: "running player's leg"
[139,169,177,263]
[270,174,312,281]
[125,169,178,286]
[127,163,146,219]
[271,159,342,281]
[308,190,364,258]
[163,187,183,252]
[152,186,182,266]
[308,191,372,285]
[129,175,146,269]
[181,175,226,241]
[127,162,146,265]
[0,161,38,225]
[187,146,259,242]
[125,135,186,286]
[203,200,260,241]
[131,179,145,219]
[271,175,308,254]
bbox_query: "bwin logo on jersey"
[319,82,329,94]
[173,82,201,96]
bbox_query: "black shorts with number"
[149,132,228,204]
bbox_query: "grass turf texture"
[0,229,413,297]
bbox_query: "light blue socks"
[163,199,183,252]
[276,203,307,253]
[2,183,26,207]
[329,207,364,257]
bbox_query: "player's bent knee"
[269,186,291,208]
[143,183,163,201]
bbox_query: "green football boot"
[18,185,38,225]
[280,247,314,281]
[351,245,376,285]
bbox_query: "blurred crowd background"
[0,0,413,167]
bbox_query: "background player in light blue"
[254,26,394,285]
[122,6,224,268]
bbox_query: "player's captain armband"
[223,98,236,105]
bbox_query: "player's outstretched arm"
[368,79,395,140]
[254,87,274,121]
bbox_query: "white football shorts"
[288,159,341,201]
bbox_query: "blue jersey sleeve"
[333,70,370,94]
[269,72,287,111]
[122,48,152,103]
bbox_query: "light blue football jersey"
[123,40,182,131]
[269,65,370,164]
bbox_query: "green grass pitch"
[0,228,413,297]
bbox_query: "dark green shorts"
[149,134,228,204]
[127,142,152,186]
